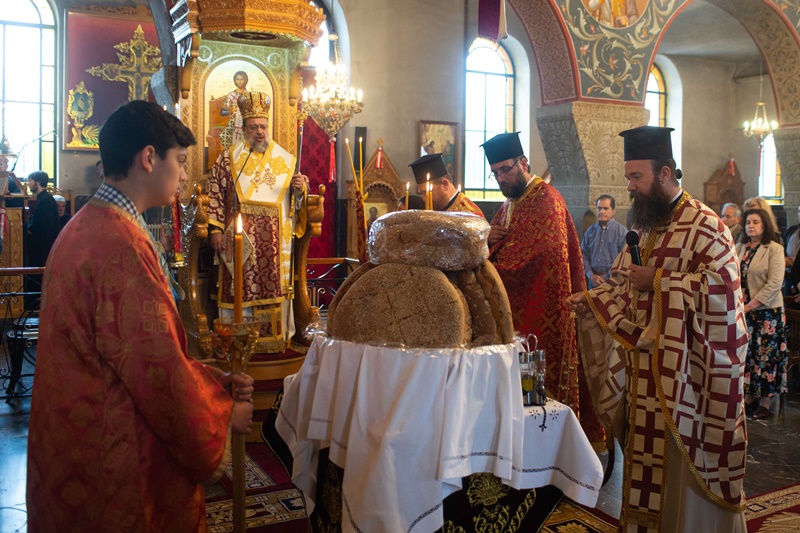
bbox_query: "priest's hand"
[219,372,255,402]
[291,173,309,191]
[232,401,254,435]
[590,274,605,288]
[210,231,225,253]
[488,225,509,246]
[628,264,656,291]
[566,292,590,317]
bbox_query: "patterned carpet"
[204,443,310,532]
[746,483,800,533]
[541,499,617,532]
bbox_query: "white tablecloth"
[275,336,603,533]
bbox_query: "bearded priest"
[207,91,308,352]
[568,126,747,532]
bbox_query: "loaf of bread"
[328,263,472,348]
[368,210,490,271]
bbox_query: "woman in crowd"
[743,196,783,244]
[736,208,789,419]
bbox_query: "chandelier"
[301,33,363,139]
[743,64,778,144]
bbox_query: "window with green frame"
[464,38,514,201]
[0,0,56,181]
[645,65,666,127]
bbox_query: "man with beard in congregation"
[567,126,748,532]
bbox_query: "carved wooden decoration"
[704,154,744,216]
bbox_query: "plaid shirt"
[94,182,138,219]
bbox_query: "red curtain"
[299,117,336,259]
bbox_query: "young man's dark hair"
[98,100,196,179]
[28,170,49,187]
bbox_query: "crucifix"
[86,25,161,101]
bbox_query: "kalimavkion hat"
[409,154,448,184]
[237,91,271,121]
[480,132,524,165]
[619,126,674,161]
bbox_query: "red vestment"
[27,199,233,533]
[446,192,485,218]
[489,178,596,436]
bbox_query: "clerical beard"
[251,139,269,153]
[628,178,673,232]
[499,168,528,199]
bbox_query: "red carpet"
[205,442,309,532]
[746,483,800,532]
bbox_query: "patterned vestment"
[578,193,748,532]
[208,140,297,350]
[27,199,233,532]
[446,191,485,218]
[489,177,604,444]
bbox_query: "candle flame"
[406,182,410,190]
[237,214,243,234]
[345,137,350,145]
[359,137,363,143]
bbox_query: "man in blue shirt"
[581,194,627,288]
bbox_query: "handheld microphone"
[626,231,642,266]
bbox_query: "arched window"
[760,133,781,200]
[465,38,514,201]
[0,0,56,181]
[645,65,666,127]
[307,1,331,69]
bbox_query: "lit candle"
[405,182,409,210]
[234,214,243,322]
[426,174,431,210]
[345,138,359,192]
[359,136,364,193]
[302,88,308,101]
[162,105,167,111]
[357,89,363,103]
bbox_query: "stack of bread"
[327,210,514,348]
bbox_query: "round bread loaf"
[326,261,375,334]
[368,210,490,271]
[452,270,501,346]
[474,261,515,344]
[328,263,472,348]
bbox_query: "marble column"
[536,102,649,234]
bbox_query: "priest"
[208,91,308,351]
[481,132,604,446]
[568,126,747,532]
[409,153,484,217]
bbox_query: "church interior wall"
[49,0,771,223]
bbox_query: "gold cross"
[86,25,161,101]
[252,166,278,191]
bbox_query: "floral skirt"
[745,307,788,398]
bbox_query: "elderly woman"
[736,208,788,419]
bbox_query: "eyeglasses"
[487,157,521,181]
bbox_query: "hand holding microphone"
[626,230,656,291]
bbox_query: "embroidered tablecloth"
[276,336,603,533]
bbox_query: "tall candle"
[426,174,431,210]
[405,182,409,210]
[345,138,359,192]
[358,137,364,193]
[234,214,243,322]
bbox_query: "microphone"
[231,146,254,216]
[626,231,642,266]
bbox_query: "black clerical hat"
[481,132,524,165]
[409,153,448,184]
[619,126,674,161]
